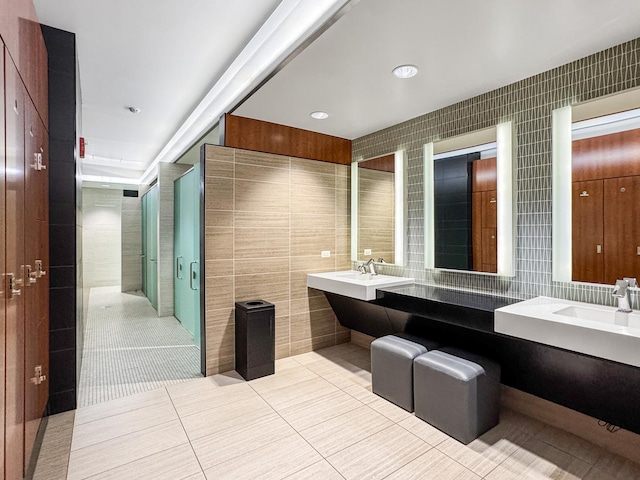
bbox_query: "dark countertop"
[375,284,521,333]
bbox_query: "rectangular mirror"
[351,150,406,266]
[552,87,640,284]
[424,122,514,276]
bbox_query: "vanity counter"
[376,284,518,333]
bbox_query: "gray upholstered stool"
[371,334,439,412]
[413,347,501,444]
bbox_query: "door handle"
[189,262,198,291]
[25,265,37,285]
[176,256,183,279]
[8,273,21,298]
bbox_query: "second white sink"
[307,271,414,301]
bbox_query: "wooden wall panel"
[572,180,604,283]
[472,157,497,192]
[573,129,640,182]
[223,114,352,165]
[603,176,640,284]
[359,153,394,172]
[0,42,6,480]
[5,53,26,480]
[471,158,497,273]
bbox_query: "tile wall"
[157,163,191,317]
[82,188,122,288]
[353,38,640,305]
[121,195,142,292]
[203,145,351,375]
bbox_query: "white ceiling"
[236,0,640,139]
[33,0,640,184]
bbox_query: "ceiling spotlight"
[310,111,329,120]
[127,106,141,114]
[392,64,419,79]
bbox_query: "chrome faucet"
[364,258,378,275]
[612,278,637,312]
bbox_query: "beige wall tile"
[235,180,290,213]
[235,149,290,169]
[205,227,233,260]
[235,257,289,276]
[206,159,234,178]
[235,163,289,184]
[205,259,234,277]
[205,177,233,211]
[234,212,288,229]
[204,146,352,371]
[290,309,336,343]
[205,276,234,311]
[205,145,234,163]
[234,227,289,258]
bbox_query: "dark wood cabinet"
[572,180,604,284]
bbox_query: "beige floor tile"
[367,395,412,423]
[435,420,531,477]
[183,475,206,480]
[166,373,245,401]
[180,395,274,440]
[87,444,202,480]
[74,387,170,425]
[67,420,189,480]
[324,369,372,390]
[191,412,295,470]
[588,450,640,479]
[258,376,340,411]
[499,408,547,436]
[278,389,363,430]
[327,423,431,479]
[171,382,258,417]
[300,405,393,457]
[71,401,179,450]
[283,460,344,479]
[398,415,451,447]
[485,437,593,480]
[385,448,482,480]
[275,356,304,372]
[33,411,75,480]
[343,384,376,404]
[248,364,318,394]
[535,424,604,464]
[203,434,322,480]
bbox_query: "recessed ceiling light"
[310,111,329,120]
[392,64,419,79]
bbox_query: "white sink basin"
[307,271,414,301]
[495,296,640,367]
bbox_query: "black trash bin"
[235,300,275,380]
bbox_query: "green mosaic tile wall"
[352,38,640,305]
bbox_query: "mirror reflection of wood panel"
[572,127,640,283]
[472,158,497,273]
[358,154,394,263]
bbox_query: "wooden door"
[0,43,7,480]
[604,176,640,284]
[572,180,604,283]
[4,51,26,480]
[23,96,45,466]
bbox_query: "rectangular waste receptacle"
[235,300,275,380]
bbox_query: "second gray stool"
[371,334,439,412]
[413,347,501,444]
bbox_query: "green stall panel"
[142,185,159,310]
[174,164,201,347]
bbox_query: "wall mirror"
[351,150,406,266]
[424,122,514,276]
[552,87,640,284]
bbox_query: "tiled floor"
[78,286,202,407]
[38,342,640,479]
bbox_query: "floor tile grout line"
[165,386,208,479]
[68,416,180,456]
[73,391,172,427]
[532,425,604,466]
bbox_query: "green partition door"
[142,185,159,310]
[174,164,201,347]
